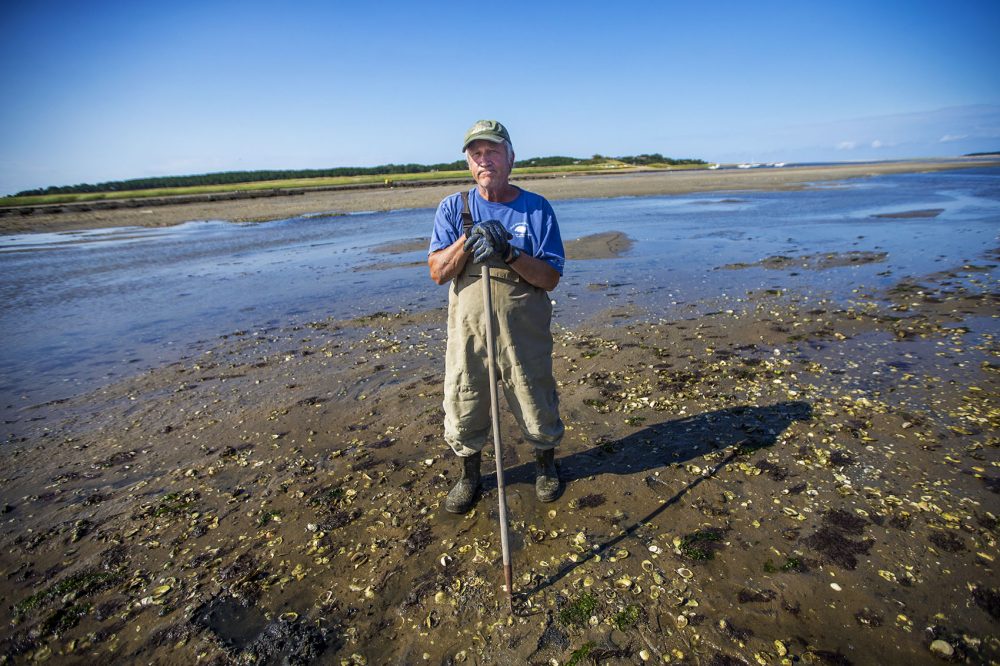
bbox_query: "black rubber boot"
[445,451,482,514]
[535,448,560,502]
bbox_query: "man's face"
[466,140,512,190]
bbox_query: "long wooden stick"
[482,266,514,614]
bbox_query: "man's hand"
[463,220,512,264]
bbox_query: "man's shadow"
[491,401,813,598]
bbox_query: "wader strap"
[460,190,474,237]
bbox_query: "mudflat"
[3,265,997,664]
[2,159,996,234]
[1,164,998,665]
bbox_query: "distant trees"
[15,154,706,196]
[517,156,582,167]
[14,161,466,197]
[614,153,706,166]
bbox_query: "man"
[428,120,565,514]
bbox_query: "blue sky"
[1,1,998,194]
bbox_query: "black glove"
[463,220,513,264]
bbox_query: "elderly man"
[428,120,565,514]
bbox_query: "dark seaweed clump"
[403,524,432,556]
[803,509,872,569]
[679,528,725,561]
[575,493,606,508]
[708,654,749,666]
[854,608,883,627]
[721,618,753,642]
[763,556,805,573]
[738,588,777,603]
[972,586,1000,620]
[811,649,853,665]
[754,460,788,481]
[928,531,966,553]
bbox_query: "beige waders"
[443,256,564,457]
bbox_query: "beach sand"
[2,159,996,235]
[1,164,998,665]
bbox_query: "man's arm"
[428,235,471,285]
[508,253,560,291]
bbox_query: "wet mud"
[721,251,888,271]
[873,209,945,219]
[1,252,997,664]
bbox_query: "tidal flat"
[0,166,998,664]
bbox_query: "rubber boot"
[535,448,560,502]
[445,451,481,514]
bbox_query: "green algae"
[559,592,598,627]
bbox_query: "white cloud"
[871,140,883,148]
[939,133,968,142]
[836,141,858,150]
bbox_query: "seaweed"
[854,608,883,627]
[928,531,966,553]
[574,494,606,509]
[762,556,806,573]
[403,524,432,556]
[566,642,595,666]
[13,569,120,619]
[803,509,872,569]
[737,588,777,603]
[708,655,749,666]
[972,586,1000,620]
[679,528,724,561]
[721,618,753,642]
[144,490,199,518]
[558,592,597,627]
[611,604,641,630]
[41,603,90,636]
[257,509,282,527]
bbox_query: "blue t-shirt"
[429,187,565,275]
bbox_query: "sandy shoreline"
[2,159,997,235]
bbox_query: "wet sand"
[1,233,997,664]
[2,159,997,235]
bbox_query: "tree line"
[518,154,705,167]
[15,154,706,196]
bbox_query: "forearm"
[428,236,471,284]
[508,253,560,291]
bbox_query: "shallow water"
[1,168,998,420]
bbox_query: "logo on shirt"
[511,223,528,238]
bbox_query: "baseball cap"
[462,120,512,152]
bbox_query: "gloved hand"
[463,220,513,264]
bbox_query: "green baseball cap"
[462,119,512,152]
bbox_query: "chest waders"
[443,192,564,612]
[443,193,564,456]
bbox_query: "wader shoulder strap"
[460,190,474,236]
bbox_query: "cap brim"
[462,134,506,152]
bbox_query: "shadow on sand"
[494,401,813,600]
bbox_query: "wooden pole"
[482,266,514,614]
